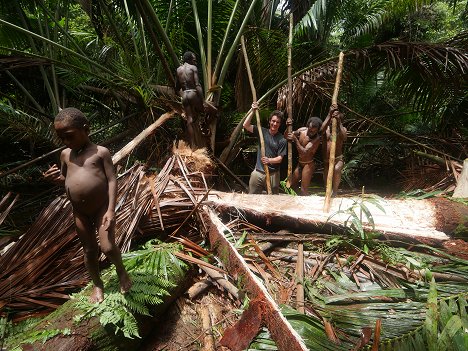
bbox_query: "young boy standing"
[44,107,131,303]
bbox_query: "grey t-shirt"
[252,125,287,173]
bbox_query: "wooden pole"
[296,242,305,314]
[241,35,272,194]
[323,52,344,213]
[286,13,294,188]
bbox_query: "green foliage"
[397,189,445,199]
[2,315,70,351]
[280,178,297,195]
[72,240,187,339]
[327,193,385,253]
[9,328,71,351]
[376,280,468,351]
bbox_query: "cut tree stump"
[207,192,468,244]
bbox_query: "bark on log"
[207,192,468,244]
[18,272,191,351]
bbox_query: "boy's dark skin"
[286,117,322,196]
[44,108,131,303]
[321,104,347,196]
[176,51,205,147]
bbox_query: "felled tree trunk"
[207,192,468,244]
[20,272,191,351]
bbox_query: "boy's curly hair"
[55,107,89,129]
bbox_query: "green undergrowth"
[2,240,188,350]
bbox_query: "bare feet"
[89,285,104,303]
[119,272,132,294]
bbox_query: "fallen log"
[204,208,308,351]
[13,269,191,351]
[207,192,468,244]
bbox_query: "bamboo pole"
[286,13,294,188]
[241,35,272,194]
[323,52,344,213]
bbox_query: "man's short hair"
[183,51,195,63]
[269,110,283,122]
[307,117,322,129]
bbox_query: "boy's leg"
[300,163,315,196]
[333,160,344,195]
[97,214,132,294]
[290,166,300,192]
[74,212,104,303]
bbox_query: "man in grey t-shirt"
[243,103,287,194]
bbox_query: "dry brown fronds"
[172,140,215,175]
[0,152,213,319]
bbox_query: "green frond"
[69,241,187,338]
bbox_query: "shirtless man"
[286,117,322,195]
[321,104,347,196]
[44,107,131,303]
[176,51,205,147]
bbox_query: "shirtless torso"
[62,144,111,217]
[287,118,322,196]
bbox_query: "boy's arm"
[294,135,320,155]
[43,151,66,185]
[337,112,348,142]
[192,66,205,102]
[102,148,117,212]
[320,104,337,133]
[175,68,181,94]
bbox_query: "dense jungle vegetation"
[0,1,467,349]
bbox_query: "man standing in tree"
[286,117,322,195]
[321,104,347,196]
[176,51,205,147]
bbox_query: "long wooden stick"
[296,242,305,314]
[323,52,344,213]
[286,13,294,188]
[241,35,271,194]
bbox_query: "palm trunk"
[207,192,468,244]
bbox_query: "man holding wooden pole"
[321,104,347,199]
[323,52,346,212]
[243,102,287,194]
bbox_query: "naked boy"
[44,107,131,303]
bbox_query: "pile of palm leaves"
[0,145,214,321]
[223,218,468,350]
